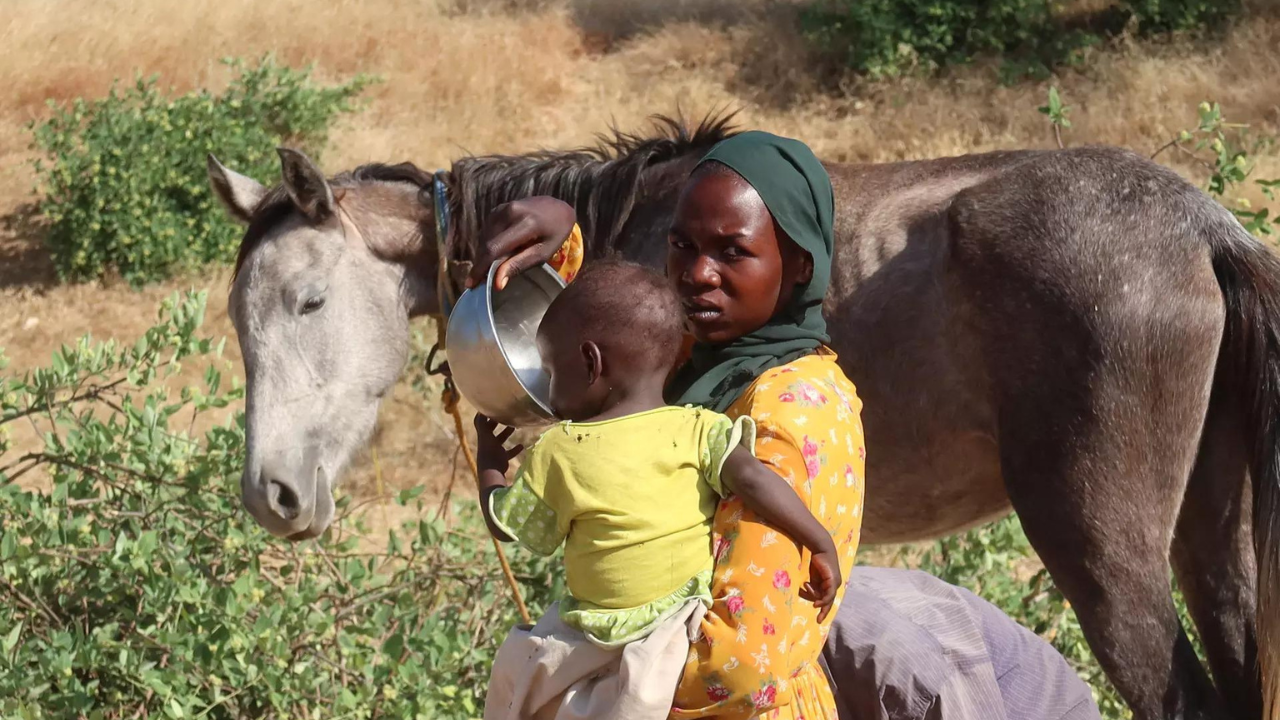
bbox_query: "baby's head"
[536,259,685,421]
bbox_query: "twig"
[257,569,289,593]
[305,647,353,684]
[1151,137,1179,160]
[133,631,170,652]
[1151,136,1219,174]
[372,446,388,533]
[0,456,46,484]
[315,546,344,581]
[192,682,252,719]
[1172,143,1220,174]
[346,492,394,519]
[434,445,461,523]
[37,549,100,565]
[0,576,61,626]
[332,586,401,624]
[0,378,127,425]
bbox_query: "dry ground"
[2,0,1280,544]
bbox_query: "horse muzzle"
[241,449,334,540]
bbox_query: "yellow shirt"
[490,406,753,610]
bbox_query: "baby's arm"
[475,414,521,542]
[474,415,567,557]
[720,446,842,621]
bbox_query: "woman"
[471,131,865,720]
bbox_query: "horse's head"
[208,150,442,540]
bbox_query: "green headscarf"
[666,131,835,413]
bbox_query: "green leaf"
[51,350,68,375]
[397,486,425,506]
[382,632,405,659]
[3,622,22,654]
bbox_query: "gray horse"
[207,115,1278,720]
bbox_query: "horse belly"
[846,304,1008,544]
[825,198,1009,545]
[860,426,1009,544]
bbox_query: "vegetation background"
[2,0,1279,717]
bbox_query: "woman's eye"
[301,296,326,315]
[723,246,746,259]
[668,235,693,251]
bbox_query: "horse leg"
[945,151,1238,719]
[1172,385,1260,720]
[1000,408,1226,720]
[951,258,1224,716]
[983,306,1227,719]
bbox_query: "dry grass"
[3,0,1280,524]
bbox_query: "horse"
[206,114,1279,720]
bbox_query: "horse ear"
[276,147,334,221]
[207,154,266,225]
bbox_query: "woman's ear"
[798,252,814,285]
[581,341,604,386]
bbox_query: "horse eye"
[301,296,326,315]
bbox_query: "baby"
[475,259,840,654]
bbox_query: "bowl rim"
[481,261,565,420]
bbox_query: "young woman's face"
[667,170,813,344]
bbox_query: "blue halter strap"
[432,170,457,327]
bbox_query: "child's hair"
[539,258,685,375]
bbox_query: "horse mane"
[232,111,739,279]
[443,111,739,262]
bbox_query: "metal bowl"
[445,263,565,427]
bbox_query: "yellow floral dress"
[547,224,585,283]
[671,351,866,720]
[548,227,866,720]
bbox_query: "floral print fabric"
[548,224,584,283]
[670,350,866,720]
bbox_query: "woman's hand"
[800,548,841,623]
[467,197,577,291]
[474,414,524,479]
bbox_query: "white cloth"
[484,599,707,720]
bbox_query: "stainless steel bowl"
[445,263,565,427]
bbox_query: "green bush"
[30,58,375,286]
[0,293,561,719]
[1174,101,1280,238]
[800,0,1242,81]
[799,0,1090,80]
[1126,0,1242,34]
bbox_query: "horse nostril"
[267,480,301,521]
